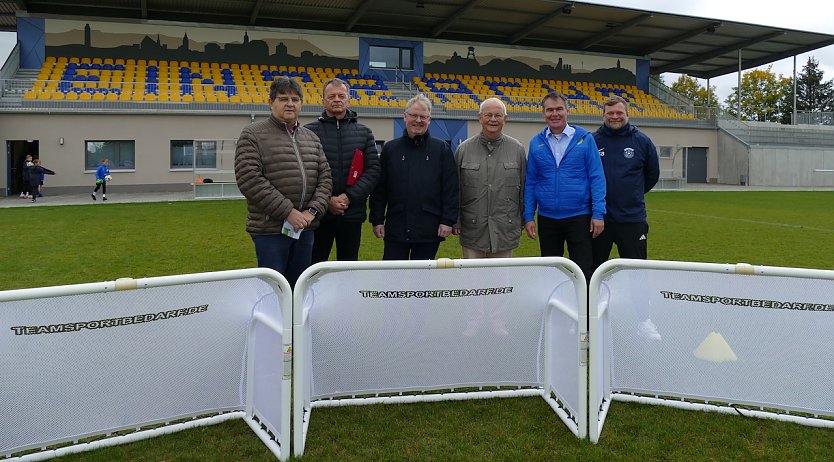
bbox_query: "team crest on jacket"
[598,148,605,157]
[623,147,635,159]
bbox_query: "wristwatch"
[307,207,319,217]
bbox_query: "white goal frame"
[293,257,588,457]
[589,259,834,443]
[0,268,292,461]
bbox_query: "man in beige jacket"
[453,97,526,258]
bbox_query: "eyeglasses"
[480,113,505,120]
[405,112,431,122]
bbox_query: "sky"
[1,1,832,103]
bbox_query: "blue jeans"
[251,231,315,288]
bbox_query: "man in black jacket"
[305,78,381,262]
[370,93,459,260]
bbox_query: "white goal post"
[0,268,292,461]
[589,258,834,443]
[292,257,588,457]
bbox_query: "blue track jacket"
[524,125,606,223]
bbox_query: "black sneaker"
[31,198,36,203]
[91,193,96,201]
[102,197,108,201]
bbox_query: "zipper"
[290,125,307,209]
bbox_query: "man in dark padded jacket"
[370,93,459,260]
[591,95,660,274]
[305,78,380,262]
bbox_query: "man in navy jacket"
[524,91,606,281]
[591,95,660,273]
[370,93,459,260]
[305,78,380,263]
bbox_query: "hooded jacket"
[593,123,659,223]
[304,109,380,223]
[524,125,606,223]
[235,115,332,235]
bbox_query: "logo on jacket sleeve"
[623,147,635,159]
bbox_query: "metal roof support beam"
[640,22,722,55]
[653,30,785,74]
[345,0,375,31]
[249,0,264,25]
[703,38,834,78]
[578,13,653,50]
[431,0,481,38]
[509,4,571,44]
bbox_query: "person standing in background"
[91,158,110,201]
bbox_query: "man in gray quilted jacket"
[235,76,332,287]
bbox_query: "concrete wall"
[0,111,720,194]
[750,147,834,187]
[717,130,750,185]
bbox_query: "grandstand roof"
[3,0,834,79]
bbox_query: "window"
[658,146,673,159]
[85,141,135,170]
[171,140,217,169]
[369,46,413,70]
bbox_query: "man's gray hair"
[405,93,432,114]
[322,77,350,94]
[479,97,507,115]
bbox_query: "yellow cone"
[693,331,737,362]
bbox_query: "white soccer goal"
[589,259,834,443]
[0,268,292,461]
[293,257,587,457]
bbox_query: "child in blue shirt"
[91,159,110,201]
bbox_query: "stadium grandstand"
[1,0,834,197]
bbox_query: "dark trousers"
[93,182,107,194]
[537,214,593,281]
[382,240,440,261]
[251,231,315,288]
[592,221,649,273]
[311,218,363,263]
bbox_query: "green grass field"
[2,191,833,461]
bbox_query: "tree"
[671,74,719,107]
[795,57,834,118]
[774,57,833,124]
[724,66,791,122]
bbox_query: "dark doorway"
[7,140,40,196]
[684,147,708,183]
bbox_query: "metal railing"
[795,111,834,126]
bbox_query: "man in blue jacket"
[524,91,606,281]
[591,95,660,273]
